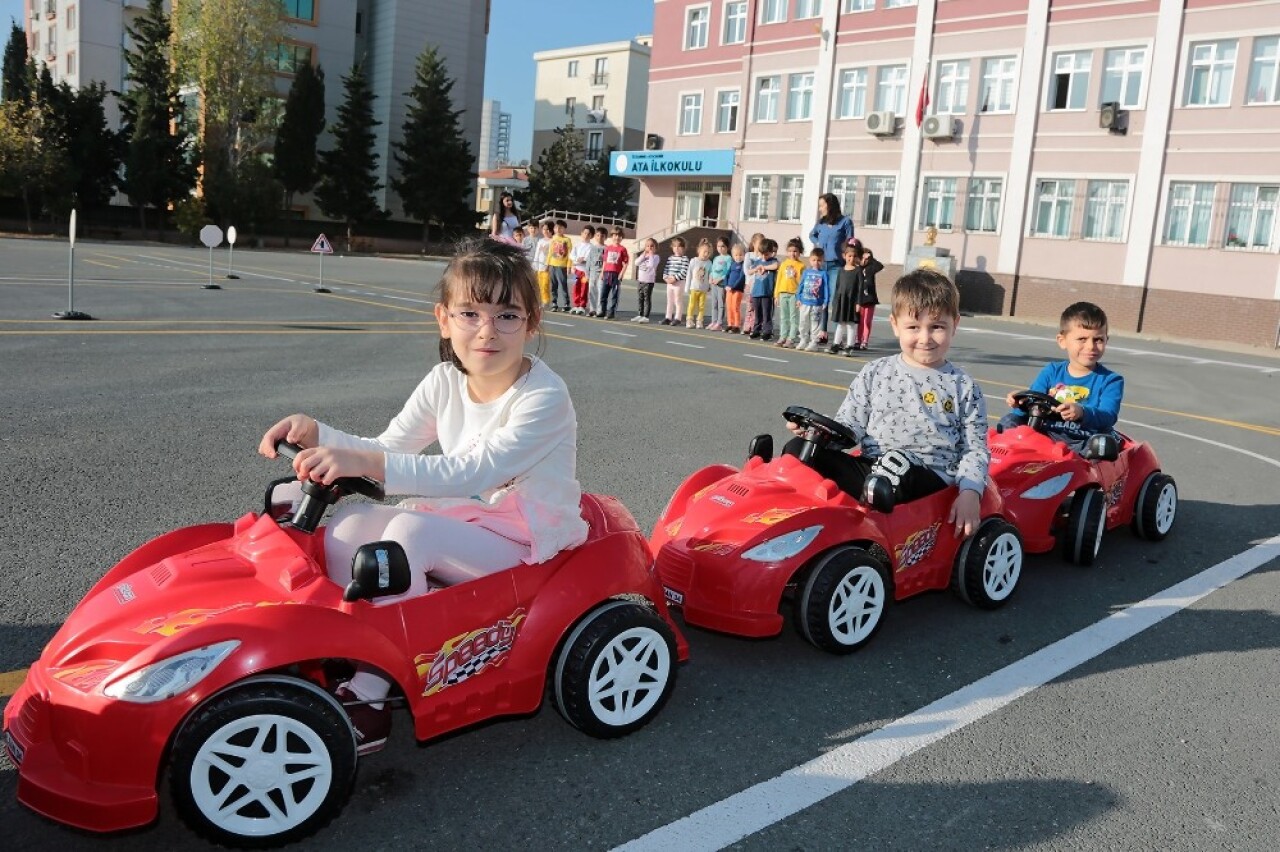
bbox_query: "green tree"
[314,64,385,251]
[119,0,195,235]
[520,123,591,217]
[0,61,60,230]
[274,60,327,216]
[47,81,123,214]
[2,22,30,104]
[584,148,637,220]
[391,46,476,248]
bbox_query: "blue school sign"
[610,149,736,178]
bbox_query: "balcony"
[44,0,56,19]
[590,72,608,87]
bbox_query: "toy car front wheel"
[1063,486,1106,566]
[1133,472,1177,541]
[795,547,891,655]
[952,520,1022,609]
[553,601,677,738]
[169,677,357,848]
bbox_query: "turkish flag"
[915,68,930,126]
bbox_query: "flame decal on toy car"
[133,602,293,637]
[743,507,808,525]
[50,662,118,692]
[693,483,717,502]
[1106,478,1126,508]
[416,609,527,697]
[894,521,941,571]
[691,541,737,556]
[666,519,683,538]
[1013,462,1053,476]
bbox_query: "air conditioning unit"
[1099,101,1128,134]
[865,111,897,136]
[921,114,957,140]
[645,133,664,150]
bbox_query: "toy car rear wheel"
[169,677,357,848]
[794,547,891,655]
[1063,486,1106,566]
[553,601,677,738]
[1133,473,1177,541]
[952,520,1022,609]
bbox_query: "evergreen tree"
[46,81,123,213]
[520,122,591,217]
[119,0,195,235]
[0,60,56,230]
[2,22,30,104]
[274,60,326,216]
[314,64,385,251]
[391,46,476,247]
[584,148,637,220]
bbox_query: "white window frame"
[843,0,874,12]
[875,64,908,114]
[918,177,958,230]
[864,175,896,227]
[979,56,1017,113]
[1184,39,1237,107]
[787,72,814,121]
[1246,35,1279,105]
[754,74,781,122]
[1047,50,1091,111]
[715,88,740,133]
[679,91,704,135]
[1101,46,1146,109]
[965,177,1003,233]
[723,0,748,45]
[565,96,576,116]
[760,0,787,24]
[796,0,822,20]
[685,4,711,50]
[745,174,773,221]
[65,49,76,76]
[826,175,857,218]
[591,94,605,111]
[779,175,805,221]
[1031,178,1075,238]
[1161,181,1215,247]
[884,0,916,7]
[934,60,970,115]
[586,131,604,161]
[1083,179,1130,242]
[835,67,869,119]
[1225,183,1279,250]
[567,60,578,78]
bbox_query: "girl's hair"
[644,237,658,250]
[786,237,804,253]
[697,238,713,252]
[749,232,765,251]
[715,236,730,251]
[818,192,843,225]
[490,191,516,224]
[437,239,544,372]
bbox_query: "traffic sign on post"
[200,224,223,289]
[225,225,239,279]
[54,208,92,320]
[311,234,334,254]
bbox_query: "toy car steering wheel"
[783,405,858,462]
[1011,390,1063,431]
[275,440,385,532]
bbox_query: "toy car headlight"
[742,525,822,562]
[103,640,239,703]
[1020,473,1073,500]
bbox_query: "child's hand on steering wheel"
[259,415,318,458]
[293,447,385,486]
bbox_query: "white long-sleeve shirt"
[317,356,588,562]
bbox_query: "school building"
[617,0,1280,349]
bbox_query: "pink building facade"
[621,0,1280,348]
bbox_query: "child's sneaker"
[828,344,842,354]
[639,316,650,323]
[335,686,391,756]
[762,333,773,342]
[844,347,856,357]
[695,322,704,329]
[804,342,821,351]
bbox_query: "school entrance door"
[675,181,731,230]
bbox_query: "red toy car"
[989,390,1177,565]
[651,406,1025,654]
[3,445,686,847]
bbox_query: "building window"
[723,0,747,44]
[1162,182,1214,247]
[1049,51,1091,110]
[716,89,740,133]
[47,25,56,56]
[746,176,773,220]
[680,92,703,135]
[965,178,1003,232]
[843,0,874,11]
[66,4,75,30]
[760,0,787,24]
[935,60,969,115]
[754,75,780,122]
[827,175,856,218]
[686,5,710,50]
[1185,40,1237,106]
[1225,183,1278,249]
[1101,47,1146,108]
[591,95,605,111]
[1246,36,1279,104]
[865,176,895,226]
[565,96,576,116]
[30,30,39,56]
[919,178,957,230]
[65,50,75,75]
[796,0,822,19]
[567,60,579,78]
[779,175,805,221]
[586,131,604,160]
[884,0,916,7]
[979,56,1016,113]
[282,0,314,21]
[787,73,814,121]
[1032,179,1074,237]
[1083,180,1128,241]
[274,43,312,74]
[592,57,608,86]
[836,68,868,118]
[875,65,908,114]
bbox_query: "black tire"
[169,677,357,848]
[952,520,1022,609]
[553,601,678,738]
[1133,472,1177,541]
[794,546,891,655]
[1063,487,1106,566]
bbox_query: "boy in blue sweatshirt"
[748,238,779,340]
[796,248,828,351]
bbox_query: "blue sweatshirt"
[797,268,827,306]
[1020,361,1124,437]
[725,260,746,292]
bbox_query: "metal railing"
[522,209,636,231]
[637,218,743,247]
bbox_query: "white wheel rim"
[1155,483,1177,533]
[1090,499,1105,558]
[828,565,885,645]
[983,532,1022,600]
[588,626,671,727]
[189,713,334,838]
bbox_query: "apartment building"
[622,0,1280,348]
[531,37,651,167]
[479,98,513,171]
[22,0,489,219]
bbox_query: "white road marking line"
[615,532,1280,852]
[742,354,788,363]
[602,330,637,337]
[668,341,705,349]
[833,369,858,376]
[543,320,574,327]
[960,327,1278,374]
[1119,418,1280,469]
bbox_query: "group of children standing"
[522,220,630,319]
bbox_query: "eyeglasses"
[448,310,528,334]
